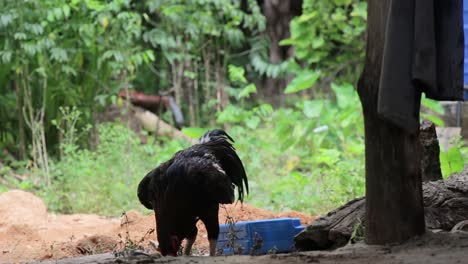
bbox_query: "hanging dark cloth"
[378,0,464,134]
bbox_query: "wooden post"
[357,0,425,244]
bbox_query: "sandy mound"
[0,189,48,228]
[0,190,315,263]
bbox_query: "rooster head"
[199,129,234,143]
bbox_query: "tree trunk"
[13,78,26,160]
[202,45,215,126]
[185,60,196,127]
[215,53,226,113]
[257,0,302,105]
[193,61,200,126]
[356,0,425,244]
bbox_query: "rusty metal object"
[119,90,184,128]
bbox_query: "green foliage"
[284,70,321,94]
[282,0,366,66]
[440,137,466,178]
[181,127,207,139]
[52,106,92,155]
[421,95,446,127]
[217,82,365,214]
[43,123,189,215]
[228,64,257,100]
[249,36,289,79]
[2,95,364,216]
[136,0,267,125]
[0,0,154,159]
[281,0,366,95]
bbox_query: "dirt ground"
[0,190,315,263]
[2,190,468,264]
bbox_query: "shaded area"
[42,231,468,264]
[294,169,468,251]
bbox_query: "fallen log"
[132,106,196,144]
[98,104,196,144]
[118,90,185,129]
[294,170,468,251]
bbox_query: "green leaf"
[0,50,12,63]
[245,116,260,129]
[47,12,55,22]
[86,0,106,11]
[50,47,68,62]
[182,127,208,139]
[53,7,63,21]
[331,82,356,109]
[297,11,317,22]
[284,70,321,94]
[25,23,43,35]
[35,67,47,78]
[421,114,445,127]
[421,95,445,114]
[351,2,367,19]
[279,38,294,46]
[144,50,155,62]
[61,65,77,76]
[250,53,288,78]
[255,104,274,118]
[228,64,247,83]
[14,32,27,40]
[302,100,324,118]
[314,148,341,166]
[62,5,71,18]
[22,43,37,56]
[237,84,257,99]
[184,71,196,79]
[95,94,107,106]
[311,37,325,48]
[333,0,353,6]
[0,13,15,28]
[440,147,465,178]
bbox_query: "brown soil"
[4,190,468,264]
[0,190,315,263]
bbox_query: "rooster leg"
[184,237,195,255]
[184,225,198,256]
[208,239,218,256]
[200,207,220,256]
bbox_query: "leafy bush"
[439,136,466,178]
[281,0,367,95]
[214,82,365,215]
[42,123,189,215]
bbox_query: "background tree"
[254,0,302,105]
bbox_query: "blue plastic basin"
[216,218,305,255]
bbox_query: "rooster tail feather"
[165,156,235,204]
[200,135,248,202]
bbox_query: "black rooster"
[137,129,248,256]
